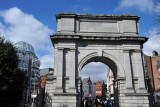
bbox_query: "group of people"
[81,98,113,107]
[94,98,113,107]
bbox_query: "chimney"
[152,50,158,56]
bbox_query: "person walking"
[95,98,99,107]
[107,100,113,107]
[85,100,89,107]
[97,100,105,107]
[81,100,84,107]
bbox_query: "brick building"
[40,75,47,89]
[144,50,160,105]
[151,51,160,91]
[40,68,54,89]
[38,68,54,107]
[95,80,106,99]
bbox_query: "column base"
[54,87,63,93]
[68,87,76,93]
[125,88,135,93]
[136,88,147,93]
[124,93,149,107]
[52,94,77,107]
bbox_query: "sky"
[0,0,160,83]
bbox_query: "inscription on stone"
[79,21,119,33]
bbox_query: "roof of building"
[14,41,35,53]
[82,77,92,84]
[40,68,54,76]
[94,80,106,85]
[56,12,140,20]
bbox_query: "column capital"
[123,49,130,53]
[135,49,142,53]
[57,47,64,51]
[70,47,76,52]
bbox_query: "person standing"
[97,101,105,107]
[95,98,99,107]
[85,100,89,107]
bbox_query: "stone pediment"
[56,12,140,36]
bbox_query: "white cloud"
[143,28,160,56]
[116,0,155,13]
[82,7,91,12]
[39,54,54,69]
[0,7,54,51]
[0,7,54,69]
[91,73,107,83]
[80,62,108,83]
[73,4,91,12]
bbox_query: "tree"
[0,36,26,107]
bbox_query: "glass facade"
[14,41,40,104]
[14,41,40,75]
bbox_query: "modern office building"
[14,41,40,104]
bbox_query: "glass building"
[14,41,40,74]
[14,41,40,104]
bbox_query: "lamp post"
[33,79,35,105]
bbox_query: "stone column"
[124,49,134,93]
[136,50,147,93]
[55,47,64,92]
[69,48,76,93]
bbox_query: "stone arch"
[46,13,150,107]
[78,51,125,79]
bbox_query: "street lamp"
[33,79,36,105]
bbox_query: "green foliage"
[0,36,26,107]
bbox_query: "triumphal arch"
[46,12,149,107]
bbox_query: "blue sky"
[0,0,160,82]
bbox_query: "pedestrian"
[97,99,105,107]
[104,100,108,107]
[85,100,89,107]
[111,100,114,107]
[158,101,160,107]
[107,100,113,107]
[25,103,28,107]
[81,100,84,107]
[95,98,99,107]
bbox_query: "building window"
[157,61,160,76]
[145,69,148,76]
[157,60,160,68]
[144,60,147,67]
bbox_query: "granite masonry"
[45,12,150,107]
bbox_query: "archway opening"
[79,59,116,107]
[80,62,108,83]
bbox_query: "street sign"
[31,94,37,98]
